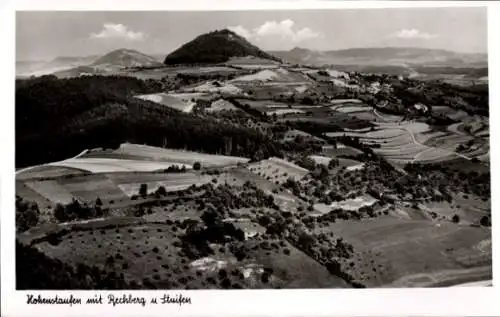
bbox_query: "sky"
[16,8,487,61]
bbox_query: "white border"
[2,1,499,317]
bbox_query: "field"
[16,165,88,181]
[325,121,470,164]
[321,144,363,158]
[206,99,239,112]
[186,82,243,95]
[417,194,490,225]
[247,157,309,185]
[86,143,250,168]
[316,217,491,287]
[135,93,196,112]
[23,207,348,289]
[230,68,309,84]
[279,108,374,130]
[51,157,191,173]
[314,195,378,214]
[281,129,326,144]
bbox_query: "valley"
[15,28,491,290]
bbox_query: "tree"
[480,215,491,227]
[193,162,202,170]
[156,186,167,196]
[139,183,148,198]
[54,203,67,222]
[297,232,315,251]
[16,203,39,232]
[95,197,103,206]
[452,214,460,223]
[297,156,316,171]
[328,158,339,169]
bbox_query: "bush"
[480,215,491,227]
[193,162,202,170]
[16,198,40,232]
[452,214,460,223]
[260,273,270,284]
[156,186,167,196]
[218,269,228,280]
[95,197,103,206]
[220,278,231,289]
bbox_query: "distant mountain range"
[17,49,162,78]
[16,55,99,77]
[16,30,488,79]
[270,47,487,69]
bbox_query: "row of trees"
[54,198,104,223]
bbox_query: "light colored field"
[50,158,190,173]
[112,143,250,167]
[175,66,237,73]
[231,69,279,82]
[190,82,242,94]
[266,109,305,116]
[308,155,332,166]
[267,104,289,109]
[24,180,75,204]
[231,68,307,84]
[294,85,308,93]
[389,266,492,287]
[230,64,279,70]
[330,195,378,211]
[330,99,362,105]
[167,92,211,102]
[331,78,359,89]
[206,99,238,112]
[334,106,372,113]
[231,220,267,240]
[346,163,365,171]
[327,69,349,78]
[135,93,195,112]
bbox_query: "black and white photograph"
[11,4,493,293]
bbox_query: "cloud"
[392,28,437,40]
[229,19,321,48]
[90,23,146,41]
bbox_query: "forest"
[16,76,283,167]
